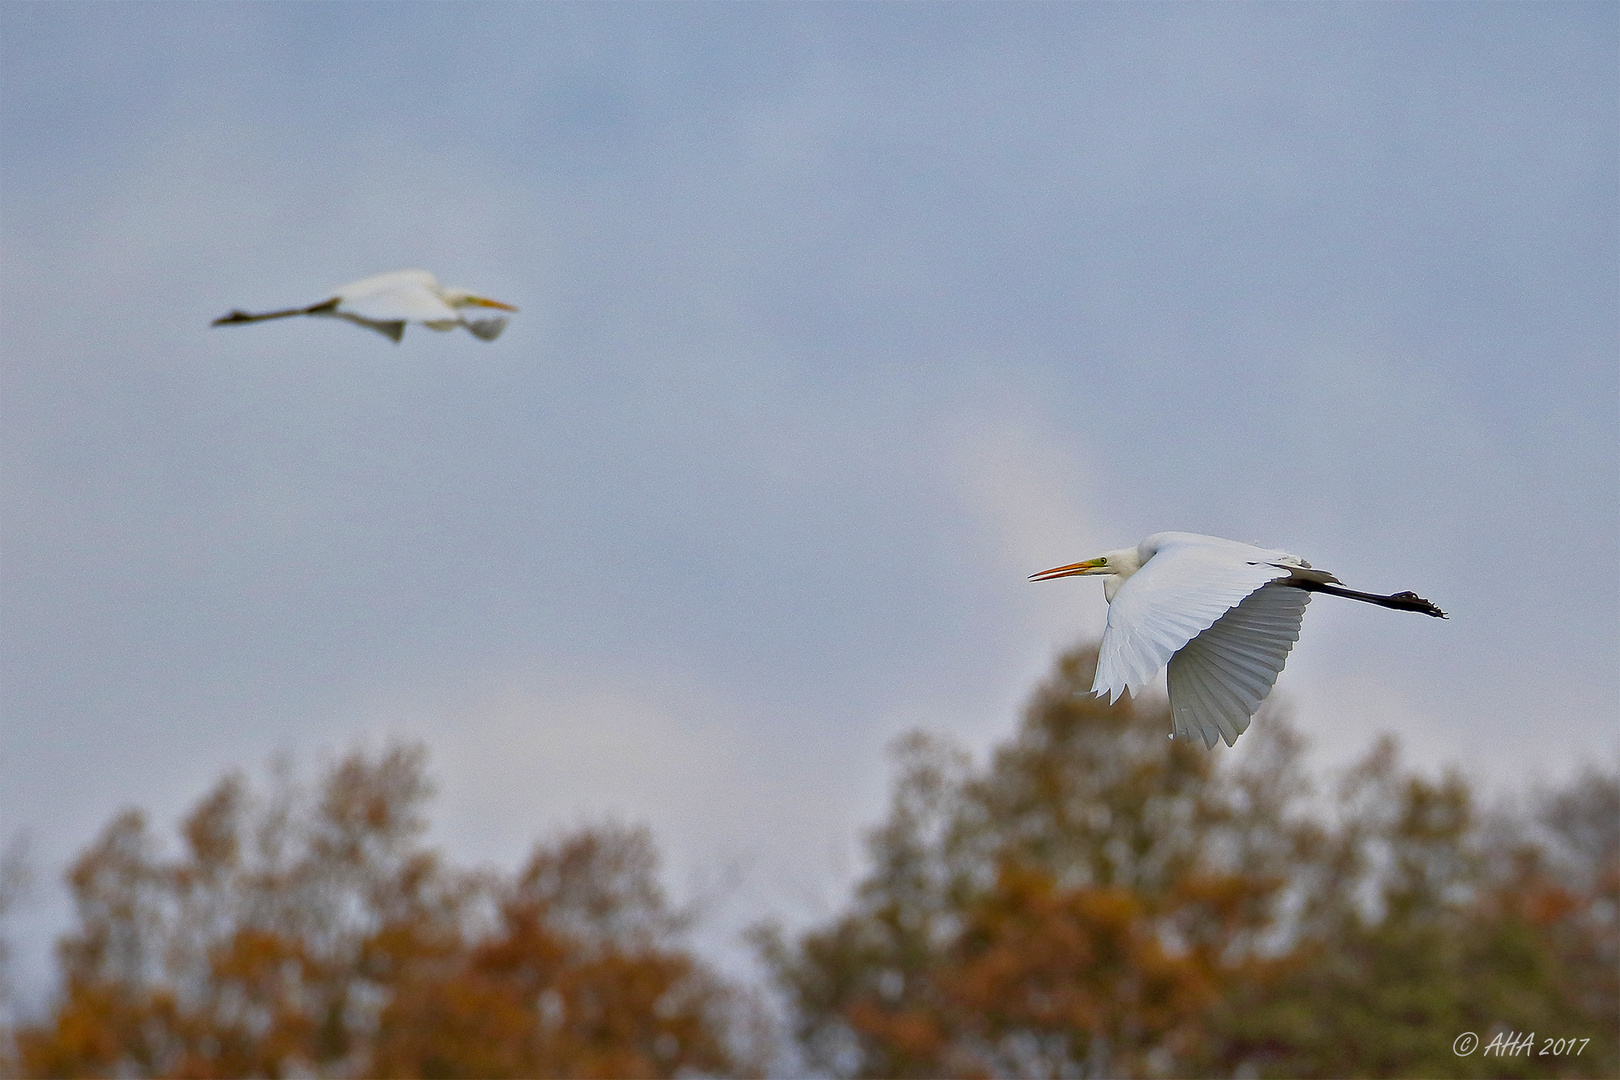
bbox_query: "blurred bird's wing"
[333,312,407,342]
[462,315,509,341]
[1167,583,1310,748]
[1095,536,1293,701]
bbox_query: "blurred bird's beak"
[466,296,519,311]
[1029,557,1109,581]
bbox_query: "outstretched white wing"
[1166,582,1310,748]
[1094,535,1293,701]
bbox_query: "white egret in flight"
[1031,532,1445,748]
[212,269,517,342]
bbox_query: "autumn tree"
[1197,743,1617,1079]
[10,744,762,1079]
[369,827,746,1079]
[760,644,1618,1079]
[756,646,1317,1077]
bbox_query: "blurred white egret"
[1031,532,1446,748]
[212,269,517,342]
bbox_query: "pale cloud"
[345,655,884,981]
[362,658,818,858]
[953,412,1099,577]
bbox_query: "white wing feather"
[1094,535,1294,702]
[1166,583,1310,748]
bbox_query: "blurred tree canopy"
[757,646,1617,1079]
[3,645,1614,1079]
[4,745,765,1079]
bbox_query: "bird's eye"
[1097,558,1108,566]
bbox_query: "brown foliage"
[371,829,740,1079]
[935,868,1216,1077]
[761,644,1619,1078]
[8,746,759,1079]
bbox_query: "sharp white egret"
[212,269,517,342]
[1031,532,1445,748]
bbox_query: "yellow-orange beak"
[465,296,519,311]
[1029,557,1109,582]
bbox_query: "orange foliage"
[949,868,1213,1031]
[8,746,759,1079]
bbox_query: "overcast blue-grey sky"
[2,2,1615,1000]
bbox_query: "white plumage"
[1032,532,1445,748]
[213,269,517,342]
[1164,577,1310,747]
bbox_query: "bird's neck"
[1100,546,1143,603]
